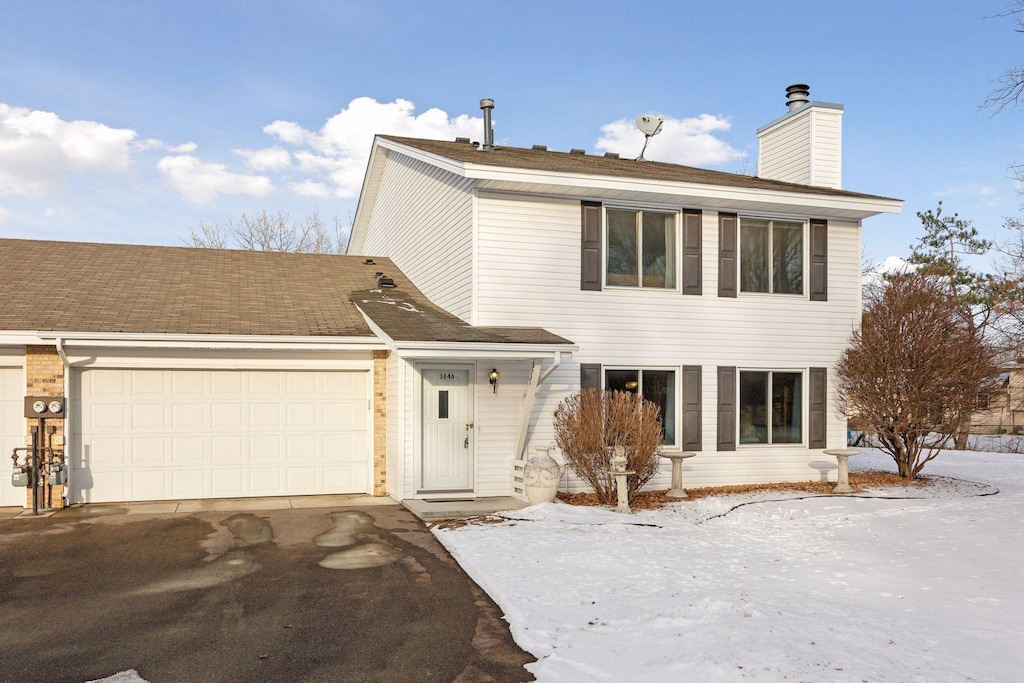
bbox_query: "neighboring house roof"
[0,238,571,346]
[377,135,898,202]
[0,238,382,337]
[352,278,572,346]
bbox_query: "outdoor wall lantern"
[489,368,500,393]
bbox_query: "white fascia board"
[354,306,397,351]
[349,137,392,254]
[469,167,901,218]
[394,341,576,359]
[376,138,470,178]
[31,331,387,351]
[0,332,47,345]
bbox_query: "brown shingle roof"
[352,277,572,346]
[379,135,896,201]
[0,238,571,345]
[0,239,386,336]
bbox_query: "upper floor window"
[740,218,804,294]
[606,209,677,289]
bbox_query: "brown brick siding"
[372,350,388,496]
[24,345,65,509]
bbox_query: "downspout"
[55,337,70,506]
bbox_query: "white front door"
[421,367,473,492]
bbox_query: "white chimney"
[757,84,843,189]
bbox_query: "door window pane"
[438,390,449,420]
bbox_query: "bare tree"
[836,274,999,478]
[183,210,349,254]
[991,213,1024,358]
[982,2,1024,113]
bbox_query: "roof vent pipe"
[785,84,810,111]
[479,99,495,151]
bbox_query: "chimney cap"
[479,98,495,110]
[785,83,810,111]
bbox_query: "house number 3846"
[438,373,456,381]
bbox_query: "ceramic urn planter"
[523,447,561,505]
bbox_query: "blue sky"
[1,0,1022,265]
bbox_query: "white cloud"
[133,139,196,154]
[0,205,7,223]
[290,180,332,198]
[235,146,292,171]
[596,113,744,167]
[0,103,137,196]
[157,155,274,204]
[263,97,481,197]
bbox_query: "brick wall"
[372,350,388,496]
[24,345,65,509]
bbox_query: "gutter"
[55,337,71,506]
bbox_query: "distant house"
[970,366,1024,434]
[0,84,901,510]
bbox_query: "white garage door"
[0,367,26,508]
[71,369,370,504]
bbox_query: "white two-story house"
[349,85,902,501]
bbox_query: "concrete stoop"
[402,496,528,521]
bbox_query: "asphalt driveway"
[0,502,534,683]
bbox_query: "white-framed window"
[738,370,803,445]
[605,367,677,445]
[739,218,804,294]
[605,208,678,289]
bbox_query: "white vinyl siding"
[71,369,371,503]
[0,367,25,508]
[476,192,860,487]
[355,151,476,321]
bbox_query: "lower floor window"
[605,368,676,445]
[739,370,802,444]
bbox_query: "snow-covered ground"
[435,449,1024,682]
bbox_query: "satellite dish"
[635,115,664,137]
[634,115,664,161]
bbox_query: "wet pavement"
[0,503,534,683]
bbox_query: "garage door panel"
[90,404,126,430]
[172,469,206,497]
[212,468,244,496]
[172,403,205,429]
[212,436,243,461]
[0,367,25,507]
[249,404,280,428]
[212,403,243,428]
[72,369,370,503]
[171,436,205,463]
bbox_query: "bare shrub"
[553,389,664,504]
[835,274,999,478]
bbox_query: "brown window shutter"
[809,367,827,448]
[580,363,602,390]
[717,366,736,450]
[581,201,602,291]
[718,213,737,298]
[682,210,702,295]
[681,365,702,450]
[809,220,828,301]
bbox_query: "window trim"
[737,216,809,297]
[603,365,680,448]
[736,368,806,447]
[603,206,682,291]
